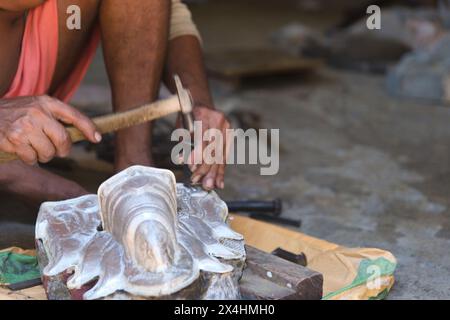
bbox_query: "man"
[0,0,229,204]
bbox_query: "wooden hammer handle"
[0,95,181,163]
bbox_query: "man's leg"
[50,0,102,93]
[53,0,170,172]
[99,0,170,171]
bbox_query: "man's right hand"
[0,95,101,165]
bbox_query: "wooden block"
[241,246,323,300]
[239,273,295,300]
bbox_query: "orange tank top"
[3,0,100,103]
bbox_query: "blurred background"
[2,0,450,299]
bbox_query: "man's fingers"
[191,163,211,185]
[13,143,38,165]
[42,121,72,157]
[0,137,15,155]
[42,98,101,144]
[187,108,231,190]
[27,131,57,163]
[188,134,205,171]
[187,150,197,172]
[5,125,38,165]
[191,131,213,186]
[187,128,208,172]
[216,124,231,190]
[223,122,232,162]
[216,164,226,189]
[202,164,219,191]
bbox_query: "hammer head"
[174,75,194,134]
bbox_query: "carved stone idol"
[35,166,246,300]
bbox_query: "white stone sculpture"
[36,166,245,300]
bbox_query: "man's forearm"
[163,35,214,109]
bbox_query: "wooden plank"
[240,272,295,300]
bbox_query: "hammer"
[0,75,194,164]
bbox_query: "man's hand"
[188,107,230,191]
[0,95,101,165]
[163,34,231,191]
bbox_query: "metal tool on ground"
[226,199,301,227]
[7,278,42,291]
[226,199,283,216]
[249,213,301,228]
[0,75,194,164]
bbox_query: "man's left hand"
[188,106,230,191]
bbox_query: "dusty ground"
[215,69,450,300]
[1,0,449,299]
[195,0,450,299]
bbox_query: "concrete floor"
[214,69,450,299]
[1,0,449,299]
[196,0,450,299]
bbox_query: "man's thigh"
[50,0,101,93]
